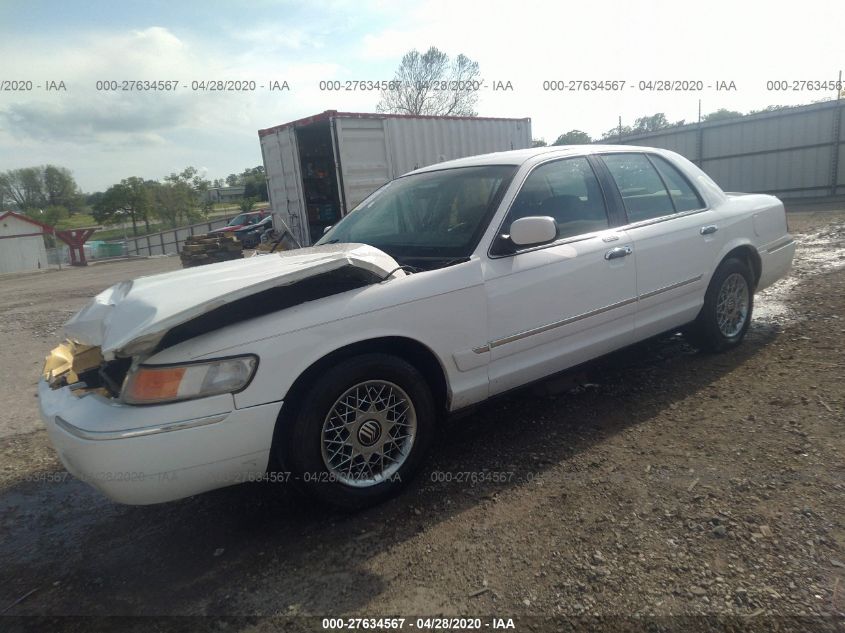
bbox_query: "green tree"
[242,166,268,202]
[0,167,43,211]
[153,181,196,228]
[43,165,84,212]
[531,138,547,147]
[93,179,153,236]
[702,108,743,122]
[163,166,211,223]
[0,165,83,213]
[86,191,105,210]
[553,130,592,145]
[377,46,480,116]
[0,167,46,210]
[601,124,633,140]
[633,113,670,133]
[240,197,258,213]
[40,205,68,227]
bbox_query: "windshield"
[228,214,250,226]
[316,165,517,261]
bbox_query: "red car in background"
[210,210,270,234]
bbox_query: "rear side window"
[649,155,704,211]
[503,157,609,242]
[602,153,674,222]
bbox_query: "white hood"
[64,244,401,359]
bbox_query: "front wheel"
[688,258,754,352]
[279,353,436,509]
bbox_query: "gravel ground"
[0,213,843,632]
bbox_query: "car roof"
[406,144,668,175]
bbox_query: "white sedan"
[39,146,795,508]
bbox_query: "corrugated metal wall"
[612,100,844,200]
[384,116,531,177]
[0,234,48,273]
[0,215,49,273]
[335,115,532,210]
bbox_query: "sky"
[0,0,842,192]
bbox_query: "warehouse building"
[0,211,51,274]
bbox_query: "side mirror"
[508,216,557,247]
[323,225,333,235]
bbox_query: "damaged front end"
[43,341,132,398]
[42,244,403,401]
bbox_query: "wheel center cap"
[357,420,382,446]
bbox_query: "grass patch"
[55,213,99,230]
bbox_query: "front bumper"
[38,379,282,505]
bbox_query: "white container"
[259,110,532,245]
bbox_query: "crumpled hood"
[64,243,401,359]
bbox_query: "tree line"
[0,165,269,236]
[533,106,792,147]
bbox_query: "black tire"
[688,257,754,352]
[278,353,436,510]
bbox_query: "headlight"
[122,355,258,405]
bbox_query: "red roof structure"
[0,211,100,266]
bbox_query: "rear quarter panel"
[712,193,791,287]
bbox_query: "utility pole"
[830,70,843,196]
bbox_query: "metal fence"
[45,246,69,267]
[608,99,845,201]
[119,215,236,257]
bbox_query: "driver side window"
[504,157,609,243]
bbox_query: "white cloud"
[0,26,374,188]
[0,2,841,189]
[354,0,845,142]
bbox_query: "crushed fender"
[63,243,402,359]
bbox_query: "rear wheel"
[688,258,754,352]
[279,354,435,509]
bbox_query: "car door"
[481,156,638,396]
[598,152,725,339]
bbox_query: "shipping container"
[258,110,532,245]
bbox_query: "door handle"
[604,245,632,260]
[700,225,718,235]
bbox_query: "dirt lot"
[0,213,843,632]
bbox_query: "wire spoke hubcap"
[321,380,417,487]
[715,272,750,338]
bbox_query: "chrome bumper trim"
[55,412,229,441]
